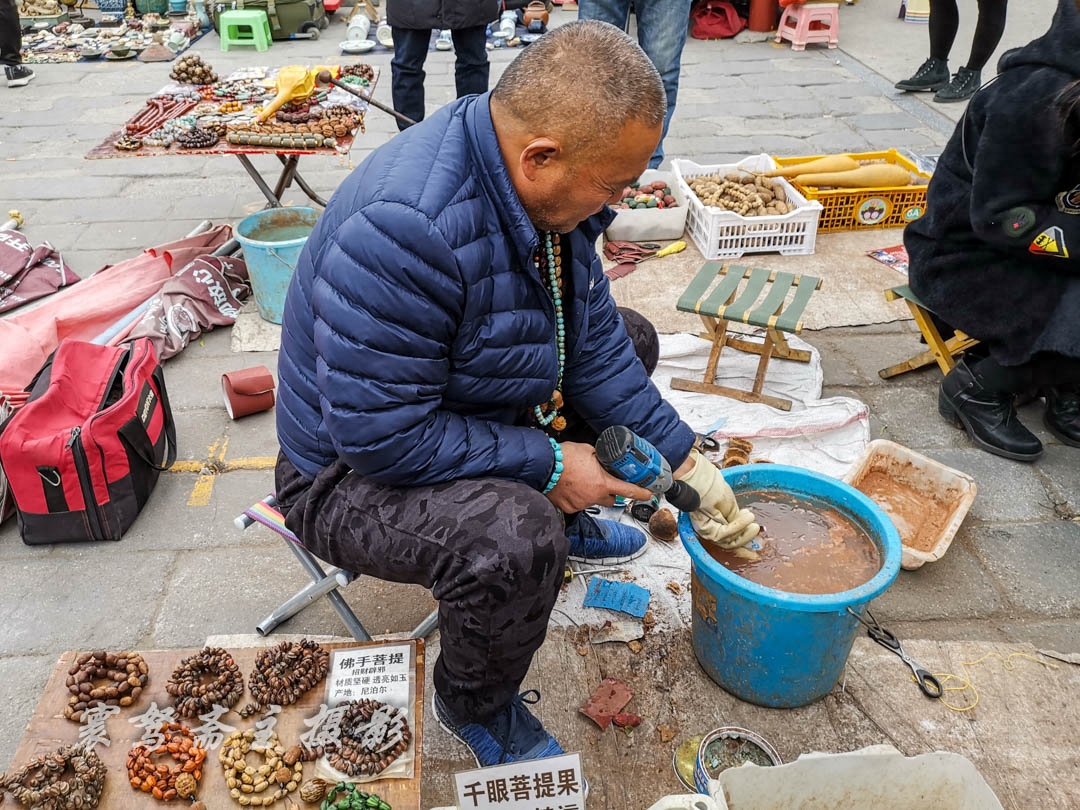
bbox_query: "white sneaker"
[435,29,452,50]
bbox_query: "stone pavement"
[2,5,1079,806]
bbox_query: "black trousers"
[1,0,22,67]
[389,25,489,132]
[276,308,659,723]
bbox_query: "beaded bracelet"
[542,437,564,494]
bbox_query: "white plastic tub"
[708,745,1003,810]
[844,439,977,571]
[605,169,690,242]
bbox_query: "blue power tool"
[595,426,700,512]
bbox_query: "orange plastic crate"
[772,149,932,233]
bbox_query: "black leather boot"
[938,359,1043,461]
[1044,386,1080,447]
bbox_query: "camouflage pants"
[275,308,659,722]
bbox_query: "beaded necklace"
[532,232,567,432]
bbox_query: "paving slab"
[871,536,1005,622]
[0,550,174,656]
[972,522,1080,617]
[925,448,1058,524]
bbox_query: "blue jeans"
[390,26,490,132]
[578,0,693,167]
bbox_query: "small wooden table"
[85,67,380,209]
[671,261,822,411]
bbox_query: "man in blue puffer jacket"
[275,20,755,767]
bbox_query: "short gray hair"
[492,20,666,152]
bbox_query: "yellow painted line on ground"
[223,456,277,471]
[186,438,225,507]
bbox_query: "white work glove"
[676,449,760,550]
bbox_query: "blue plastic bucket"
[234,207,320,324]
[679,464,901,708]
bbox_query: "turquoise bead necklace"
[533,231,567,432]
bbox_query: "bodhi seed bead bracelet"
[0,744,107,809]
[219,728,303,807]
[126,722,206,802]
[166,646,244,717]
[64,649,149,722]
[239,639,330,717]
[543,438,564,494]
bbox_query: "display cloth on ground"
[605,231,913,332]
[4,641,425,810]
[548,332,869,637]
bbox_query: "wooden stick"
[316,70,416,128]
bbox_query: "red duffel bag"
[0,338,176,544]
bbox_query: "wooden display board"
[9,641,424,810]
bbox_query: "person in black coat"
[1,0,35,87]
[906,0,1080,462]
[387,0,500,131]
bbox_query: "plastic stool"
[775,2,840,51]
[219,9,272,52]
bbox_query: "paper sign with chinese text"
[454,752,585,810]
[327,643,412,710]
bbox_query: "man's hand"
[676,449,759,549]
[546,441,653,514]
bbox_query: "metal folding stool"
[235,494,438,642]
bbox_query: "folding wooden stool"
[877,284,979,379]
[236,495,438,642]
[671,261,822,412]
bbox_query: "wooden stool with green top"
[877,284,979,379]
[671,261,822,411]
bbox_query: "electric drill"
[595,426,700,512]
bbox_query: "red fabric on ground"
[0,225,231,394]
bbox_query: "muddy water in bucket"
[680,465,901,708]
[706,491,882,594]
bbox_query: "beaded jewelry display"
[239,639,330,718]
[532,232,567,432]
[166,646,244,717]
[64,649,149,722]
[126,722,206,801]
[0,745,106,809]
[219,729,303,807]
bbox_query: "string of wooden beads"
[126,722,206,802]
[322,700,412,778]
[166,646,244,717]
[239,639,330,718]
[0,745,107,809]
[64,650,150,722]
[219,729,303,807]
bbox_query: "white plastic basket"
[672,155,823,260]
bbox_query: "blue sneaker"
[565,511,647,565]
[433,690,564,767]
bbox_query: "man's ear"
[520,137,561,181]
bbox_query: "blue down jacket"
[277,92,696,488]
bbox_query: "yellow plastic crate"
[772,149,932,233]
